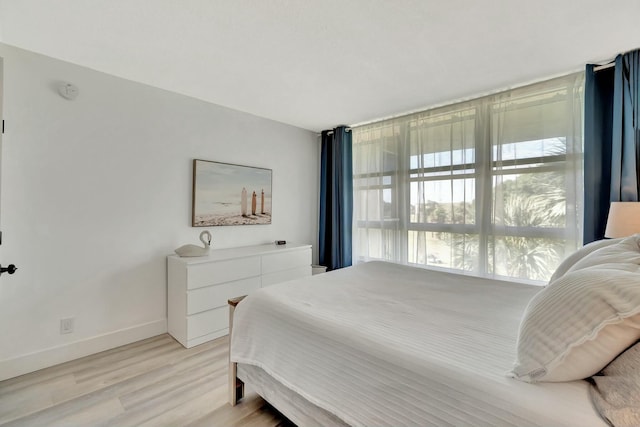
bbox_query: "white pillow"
[548,238,621,283]
[510,234,640,382]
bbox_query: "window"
[353,73,584,283]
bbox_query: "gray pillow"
[590,341,640,427]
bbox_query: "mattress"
[230,261,607,427]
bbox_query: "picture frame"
[192,159,272,227]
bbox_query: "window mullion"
[475,101,493,276]
[398,121,410,264]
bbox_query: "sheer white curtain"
[353,73,584,283]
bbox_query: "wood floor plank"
[53,337,220,405]
[0,334,288,427]
[73,339,184,383]
[187,390,290,427]
[135,386,227,427]
[118,355,225,410]
[103,371,222,426]
[0,374,75,424]
[54,398,125,427]
[0,335,172,396]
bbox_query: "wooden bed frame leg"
[229,359,244,406]
[228,296,246,406]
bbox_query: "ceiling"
[1,0,639,132]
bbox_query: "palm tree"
[490,172,566,280]
[446,171,566,281]
[493,193,563,280]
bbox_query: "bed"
[228,240,640,426]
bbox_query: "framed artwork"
[192,159,272,226]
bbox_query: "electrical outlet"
[60,318,74,334]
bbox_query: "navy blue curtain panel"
[611,51,640,202]
[584,64,615,244]
[319,126,353,270]
[584,50,640,244]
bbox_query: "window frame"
[352,74,584,283]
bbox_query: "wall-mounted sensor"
[58,83,79,100]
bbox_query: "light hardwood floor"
[0,334,292,427]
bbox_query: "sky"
[403,137,566,204]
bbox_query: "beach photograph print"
[192,159,272,226]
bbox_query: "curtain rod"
[348,69,589,129]
[593,62,615,72]
[320,127,352,136]
[592,47,640,72]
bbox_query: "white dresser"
[167,243,312,348]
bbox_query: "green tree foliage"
[415,170,566,281]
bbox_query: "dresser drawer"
[187,306,228,340]
[187,276,261,315]
[187,256,260,289]
[261,248,311,275]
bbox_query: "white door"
[0,56,3,222]
[0,57,17,277]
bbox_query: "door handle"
[0,264,17,275]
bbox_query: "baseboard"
[0,318,167,381]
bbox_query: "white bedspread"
[230,261,606,427]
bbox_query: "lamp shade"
[604,202,640,238]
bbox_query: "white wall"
[0,44,319,380]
